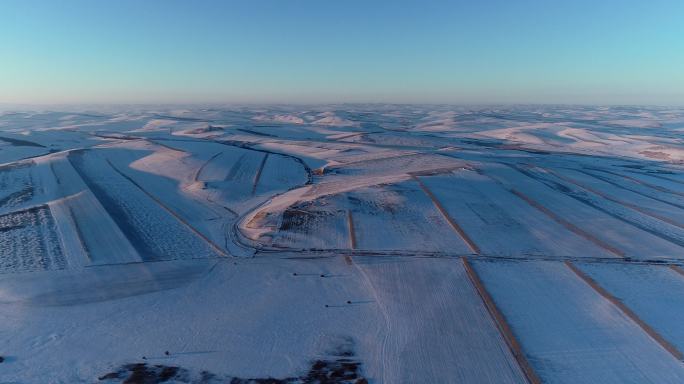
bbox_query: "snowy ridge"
[0,105,683,383]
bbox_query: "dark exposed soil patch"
[99,363,183,384]
[279,207,339,232]
[99,338,368,384]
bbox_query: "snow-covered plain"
[0,105,683,383]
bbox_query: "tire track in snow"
[350,258,393,384]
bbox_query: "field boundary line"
[587,168,684,198]
[540,167,684,230]
[566,261,684,361]
[669,265,684,280]
[251,153,269,195]
[504,185,625,257]
[413,175,480,254]
[106,159,230,257]
[347,210,357,250]
[462,258,541,384]
[627,170,684,186]
[194,151,223,182]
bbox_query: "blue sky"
[1,0,683,105]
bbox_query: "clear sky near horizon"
[1,0,683,105]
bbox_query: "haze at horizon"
[2,0,683,105]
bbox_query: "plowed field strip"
[413,176,480,254]
[462,258,541,384]
[566,261,684,361]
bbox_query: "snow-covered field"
[0,105,683,383]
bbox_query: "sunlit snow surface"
[1,105,684,383]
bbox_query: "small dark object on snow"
[293,273,297,276]
[320,274,326,277]
[164,351,170,356]
[346,300,352,304]
[142,356,147,360]
[0,356,4,363]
